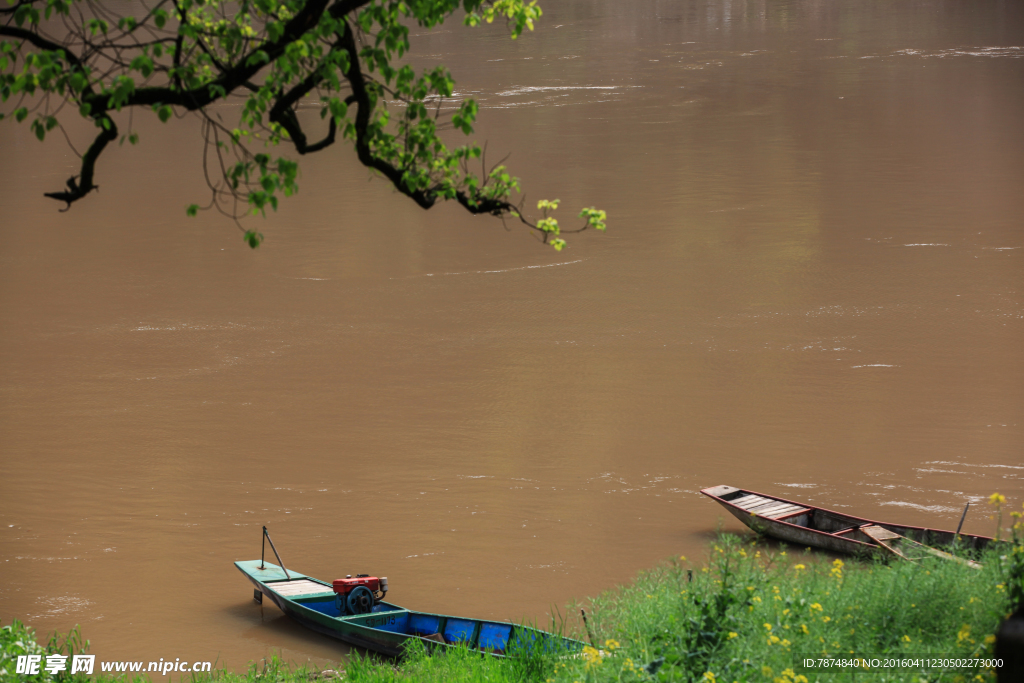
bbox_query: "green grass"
[577,535,1011,683]
[5,529,1022,683]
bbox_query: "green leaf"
[243,230,263,248]
[14,4,38,27]
[14,107,28,122]
[69,71,87,92]
[156,104,172,122]
[186,204,199,217]
[130,55,154,78]
[245,51,270,67]
[578,207,607,231]
[86,18,108,35]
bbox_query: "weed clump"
[576,534,1015,682]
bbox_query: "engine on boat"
[332,574,388,616]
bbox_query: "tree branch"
[42,115,117,210]
[267,50,354,155]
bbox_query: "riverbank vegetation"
[5,504,1022,683]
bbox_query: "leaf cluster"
[1,0,605,248]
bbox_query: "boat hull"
[235,560,583,658]
[701,484,994,558]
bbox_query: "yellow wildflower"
[800,624,809,634]
[727,632,739,640]
[794,564,806,571]
[764,623,773,630]
[582,645,603,669]
[604,639,619,650]
[810,603,823,612]
[989,493,1006,506]
[703,672,717,682]
[902,635,912,643]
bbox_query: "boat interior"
[290,593,569,654]
[705,485,990,551]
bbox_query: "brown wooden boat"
[701,485,995,567]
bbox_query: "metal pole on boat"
[580,610,596,647]
[263,526,291,580]
[955,503,970,539]
[261,526,266,569]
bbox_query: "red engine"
[332,574,388,616]
[333,575,381,595]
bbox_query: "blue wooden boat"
[235,529,585,657]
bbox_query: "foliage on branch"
[0,0,605,248]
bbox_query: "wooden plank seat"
[749,502,799,517]
[268,579,335,597]
[763,505,811,520]
[731,495,774,510]
[730,495,810,521]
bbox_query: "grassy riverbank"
[5,530,1021,683]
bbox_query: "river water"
[1,0,1021,672]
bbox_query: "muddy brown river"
[1,0,1022,673]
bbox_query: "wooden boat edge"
[699,485,995,556]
